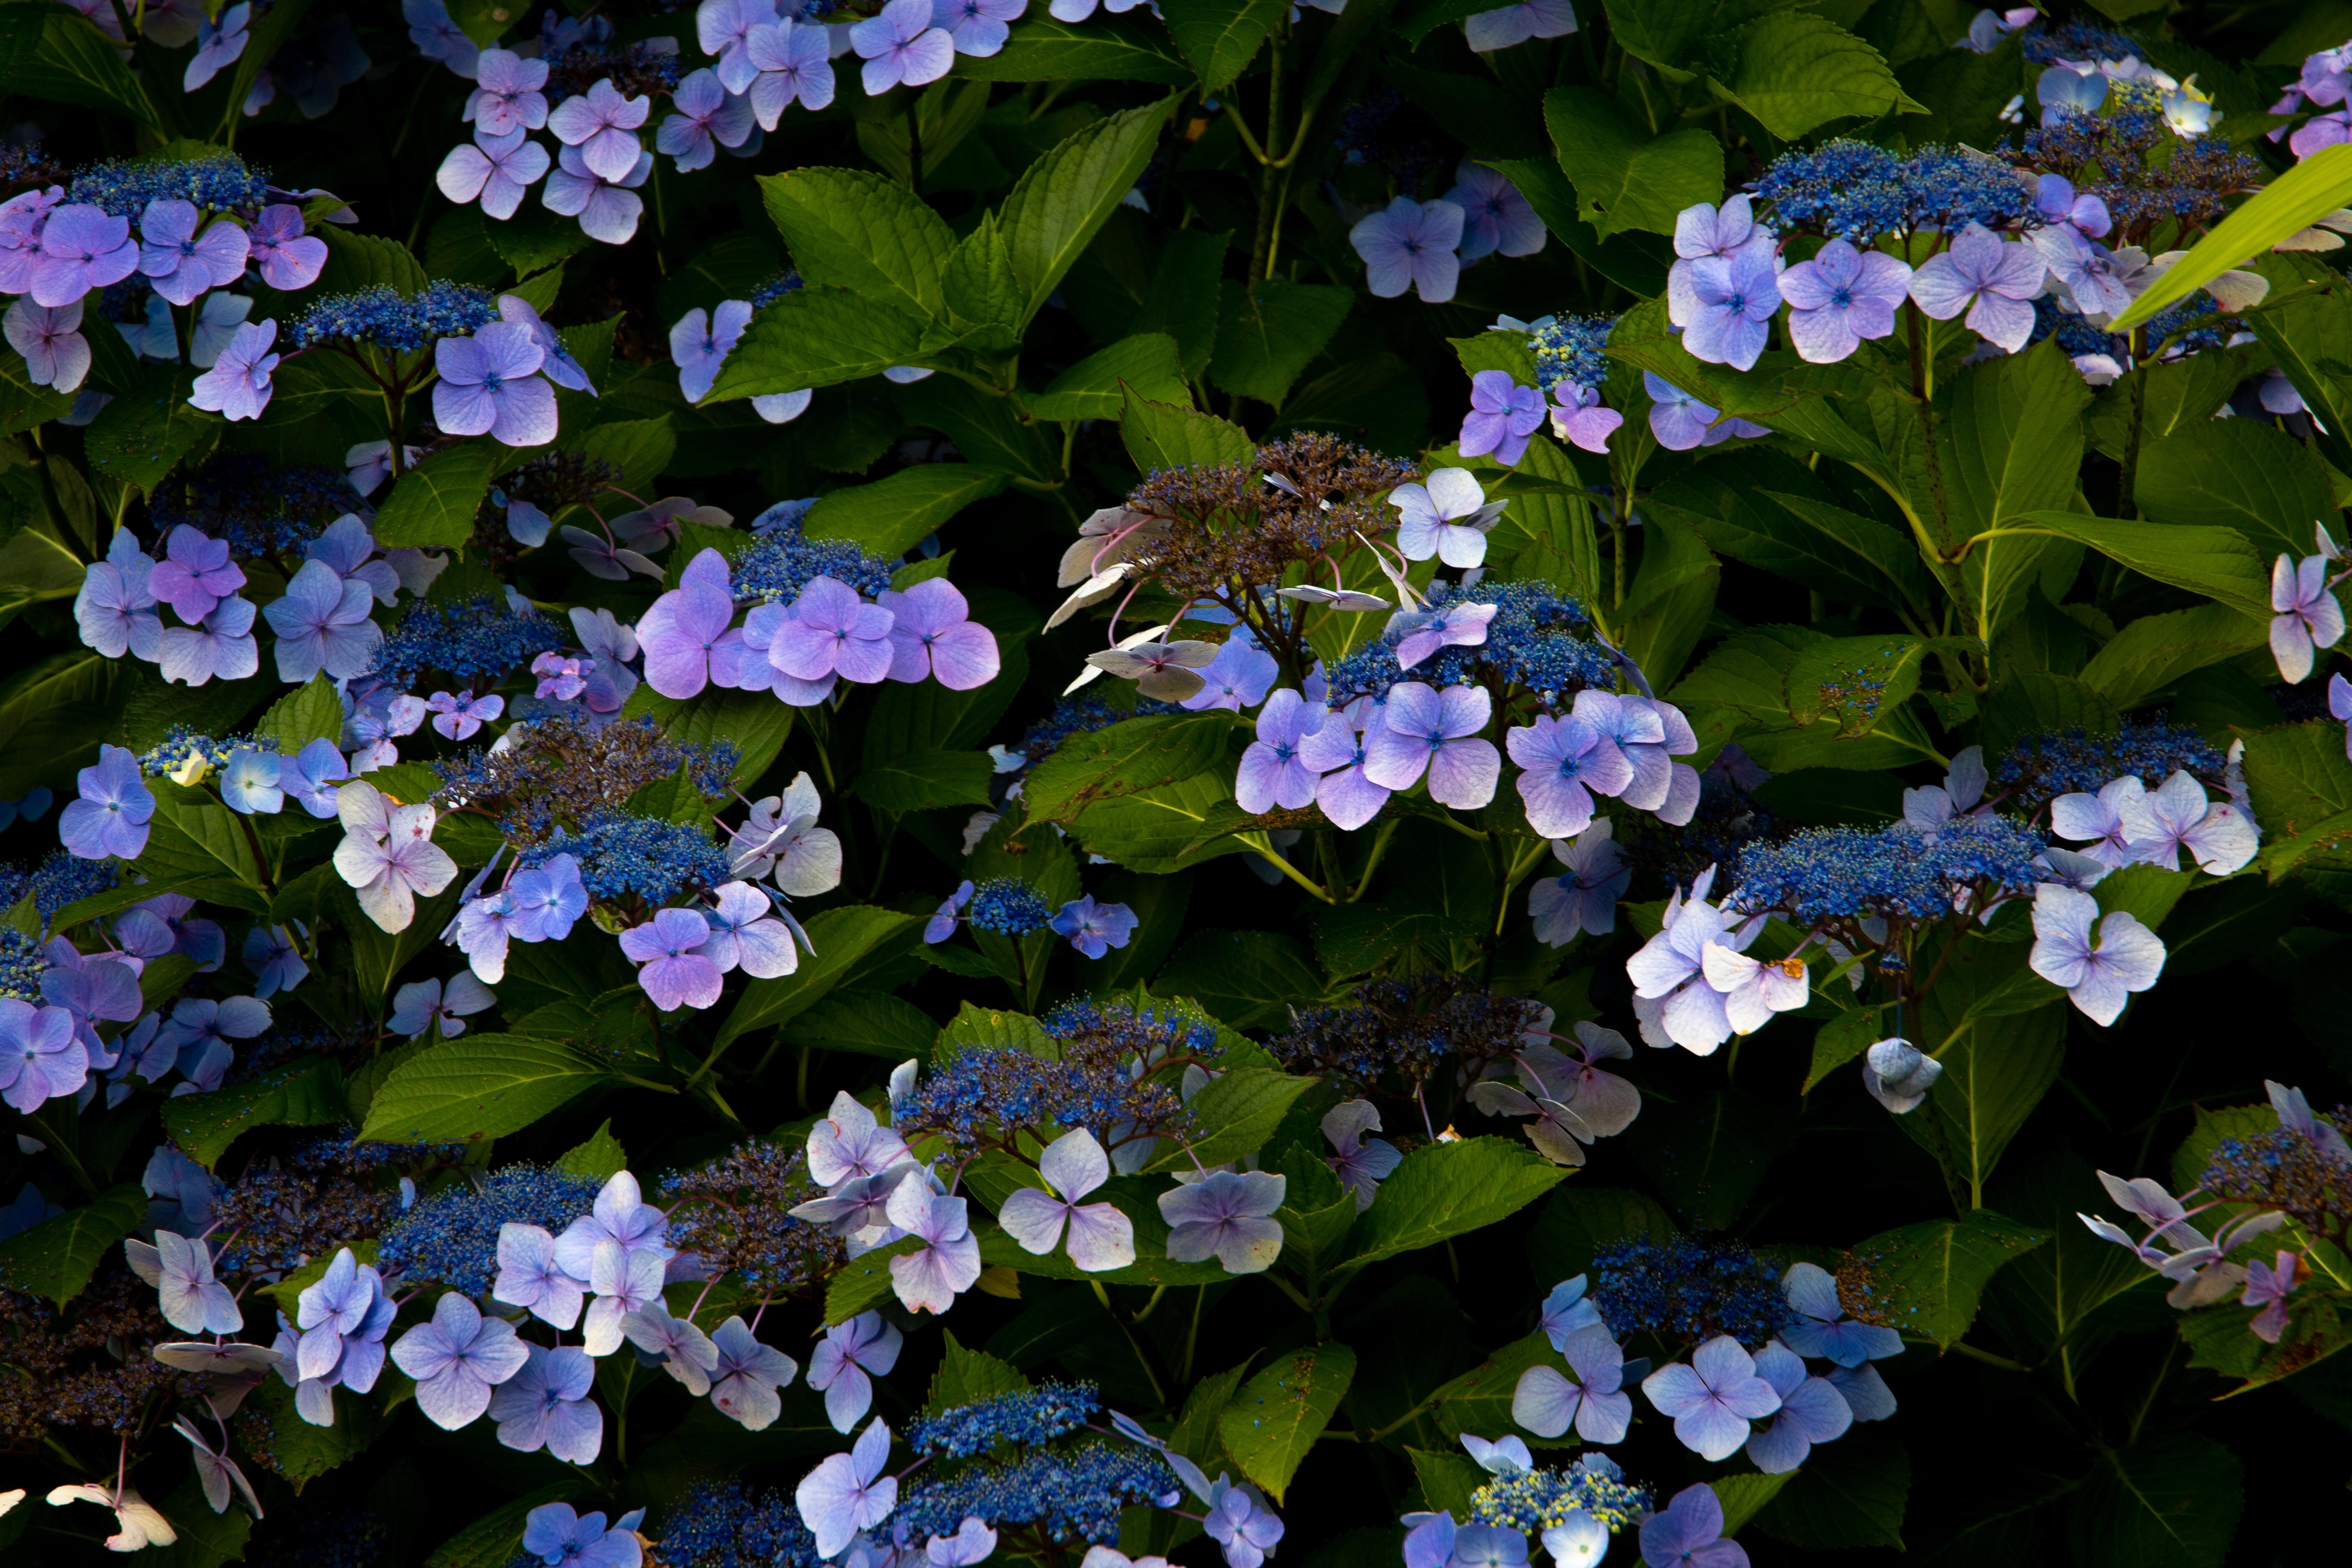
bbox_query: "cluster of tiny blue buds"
[749,272,804,310]
[1527,314,1614,393]
[1993,720,2224,797]
[28,850,118,923]
[1754,141,2031,243]
[730,521,896,604]
[2019,20,2143,64]
[374,1166,599,1295]
[137,729,254,776]
[1730,816,2045,922]
[0,928,43,1004]
[69,155,272,218]
[289,282,502,354]
[1011,695,1186,772]
[147,453,355,561]
[364,595,564,690]
[1590,1237,1787,1347]
[908,1382,1101,1458]
[1324,580,1611,709]
[648,1479,821,1568]
[521,811,730,907]
[892,1442,1180,1545]
[1470,1455,1651,1534]
[1041,998,1220,1060]
[967,878,1055,935]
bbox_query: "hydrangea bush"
[1,2,2349,1564]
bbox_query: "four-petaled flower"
[391,1292,530,1430]
[1158,1170,1287,1274]
[1777,239,1912,364]
[1350,196,1465,303]
[1000,1128,1138,1271]
[1457,373,1547,466]
[2028,884,2165,1026]
[1641,1335,1782,1460]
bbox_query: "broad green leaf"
[0,649,127,799]
[862,634,1031,769]
[760,168,957,321]
[1782,634,1926,735]
[554,1120,629,1182]
[1218,1344,1357,1504]
[315,227,430,296]
[136,787,266,901]
[934,1002,1056,1062]
[1121,385,1255,471]
[1979,671,2122,761]
[2241,253,2352,478]
[927,1332,1030,1410]
[0,1184,145,1306]
[1651,460,1929,613]
[997,103,1170,324]
[1145,1066,1315,1171]
[1850,1210,2050,1351]
[2112,142,2352,331]
[481,203,589,277]
[1942,341,2092,638]
[1391,0,1499,46]
[1543,87,1725,241]
[1619,507,1718,691]
[2066,1434,2243,1568]
[2004,511,2270,620]
[1494,151,1677,296]
[792,993,938,1062]
[1023,714,1232,825]
[2237,719,2352,856]
[1634,1085,1798,1230]
[630,684,794,787]
[896,376,1057,480]
[2092,864,2192,931]
[1756,1439,1910,1549]
[714,906,921,1048]
[243,1374,383,1484]
[1602,0,1715,71]
[1209,279,1353,407]
[1524,1185,1680,1288]
[1155,928,1327,1031]
[803,465,1009,557]
[163,1059,348,1169]
[850,747,996,812]
[707,286,927,400]
[357,1033,612,1144]
[1349,1138,1567,1268]
[0,521,91,628]
[373,440,501,551]
[1807,1005,1886,1092]
[1904,969,2066,1208]
[83,366,220,493]
[0,352,75,435]
[953,16,1192,84]
[1714,14,1922,138]
[2135,418,2335,557]
[0,7,163,129]
[2078,602,2266,709]
[254,674,346,753]
[1407,1331,1558,1444]
[1028,333,1188,421]
[1715,1472,1801,1536]
[1164,0,1286,91]
[1068,772,1242,874]
[1408,1448,1489,1518]
[423,1484,584,1568]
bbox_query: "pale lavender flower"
[0,1001,88,1114]
[1507,714,1633,839]
[247,205,326,290]
[438,129,553,221]
[1320,1100,1401,1211]
[136,199,248,306]
[219,748,282,815]
[434,322,557,446]
[187,319,278,421]
[1236,689,1330,813]
[150,524,246,624]
[157,595,261,686]
[5,298,90,392]
[809,1091,913,1187]
[1464,0,1579,52]
[1513,1323,1631,1442]
[521,1504,644,1568]
[493,1222,586,1329]
[939,0,1026,57]
[2032,227,2133,319]
[925,880,975,943]
[1777,239,1911,363]
[1777,1262,1904,1365]
[1204,1475,1286,1568]
[773,575,897,684]
[620,907,727,1011]
[1050,895,1136,959]
[1910,224,2046,354]
[1445,159,1544,260]
[582,1240,666,1356]
[1643,372,1757,451]
[490,1344,602,1463]
[1669,195,1773,322]
[808,1311,902,1433]
[1299,705,1392,830]
[172,1415,263,1519]
[2244,1251,2305,1342]
[58,745,153,860]
[156,1231,242,1335]
[2049,775,2145,867]
[1391,600,1495,671]
[391,1292,530,1430]
[264,559,382,683]
[1351,196,1464,302]
[75,529,162,659]
[2039,64,2108,121]
[1393,467,1508,566]
[1364,681,1501,808]
[707,1315,800,1430]
[466,49,551,135]
[639,548,741,699]
[388,972,495,1039]
[242,924,308,997]
[880,578,1000,690]
[744,19,836,127]
[2123,770,2259,875]
[1549,382,1622,454]
[886,1176,982,1313]
[2028,884,2165,1026]
[32,202,139,306]
[542,143,651,245]
[2034,173,2111,238]
[184,2,251,90]
[1000,1129,1136,1271]
[1642,1336,1781,1460]
[672,300,753,402]
[1529,818,1631,944]
[696,880,799,979]
[1624,873,1745,1053]
[852,0,955,95]
[548,79,652,181]
[660,69,757,170]
[1159,1170,1287,1274]
[1682,246,1781,370]
[1179,636,1278,712]
[622,1297,720,1396]
[2269,551,2344,682]
[279,738,349,819]
[796,1418,899,1559]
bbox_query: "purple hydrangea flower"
[1351,195,1465,302]
[75,529,162,659]
[490,1343,604,1462]
[542,142,651,245]
[671,300,753,402]
[1641,1336,1782,1460]
[246,204,327,290]
[939,0,1026,58]
[155,1230,242,1335]
[2027,884,2165,1026]
[390,1292,530,1430]
[157,595,261,686]
[547,79,652,182]
[2270,551,2345,683]
[1298,705,1392,830]
[795,1418,899,1559]
[1181,635,1278,712]
[1445,159,1545,260]
[886,1177,983,1314]
[219,748,282,815]
[1682,246,1782,370]
[242,923,309,997]
[1638,1482,1747,1568]
[707,1315,800,1430]
[187,318,279,421]
[184,2,250,90]
[880,578,1000,689]
[0,1001,88,1115]
[619,906,728,1011]
[434,321,557,447]
[438,129,553,221]
[1507,714,1634,839]
[772,575,897,684]
[466,49,551,135]
[1394,466,1508,564]
[703,0,779,91]
[264,558,383,683]
[697,880,800,979]
[1513,1323,1632,1442]
[639,549,741,698]
[1158,1170,1286,1274]
[1464,0,1579,52]
[744,18,836,127]
[1743,1341,1854,1473]
[659,68,757,171]
[808,1311,902,1433]
[6,297,91,392]
[1237,688,1331,813]
[1365,681,1500,808]
[1049,894,1137,959]
[1529,818,1631,943]
[149,524,246,625]
[493,1222,587,1330]
[1549,381,1622,455]
[1906,222,2046,354]
[521,1504,643,1568]
[1776,1262,1904,1365]
[851,0,956,95]
[136,199,249,307]
[31,202,139,307]
[280,738,350,819]
[1776,239,1911,364]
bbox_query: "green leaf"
[1782,634,1926,735]
[1524,1185,1680,1287]
[1028,333,1188,421]
[0,648,127,799]
[555,1120,629,1182]
[0,7,163,129]
[2066,1434,2244,1568]
[1714,14,1922,138]
[356,1034,612,1145]
[707,287,928,401]
[1408,1448,1490,1518]
[934,1001,1057,1061]
[1634,1085,1799,1230]
[954,16,1193,84]
[2237,719,2352,840]
[1145,1066,1316,1171]
[2134,419,2335,557]
[0,351,75,434]
[242,1373,383,1485]
[760,168,957,321]
[1023,714,1232,826]
[254,674,345,753]
[2079,602,2266,710]
[423,1485,585,1568]
[1155,928,1324,1031]
[1602,0,1715,71]
[372,441,501,551]
[163,1059,348,1169]
[714,906,921,1049]
[0,1184,144,1306]
[1905,954,2067,1206]
[1850,1210,2050,1351]
[631,684,795,787]
[1209,279,1353,407]
[1543,87,1725,241]
[1807,1004,1886,1092]
[1619,506,1719,691]
[135,787,266,903]
[802,465,1010,557]
[997,103,1170,325]
[2004,511,2271,621]
[1980,671,2122,761]
[1217,1343,1357,1504]
[2112,142,2352,332]
[793,993,938,1062]
[1120,384,1256,471]
[482,203,589,278]
[1349,1138,1567,1268]
[315,227,429,297]
[1756,1438,1910,1549]
[82,366,220,493]
[849,747,996,813]
[1713,1472,1799,1536]
[1164,0,1286,90]
[927,1331,1031,1409]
